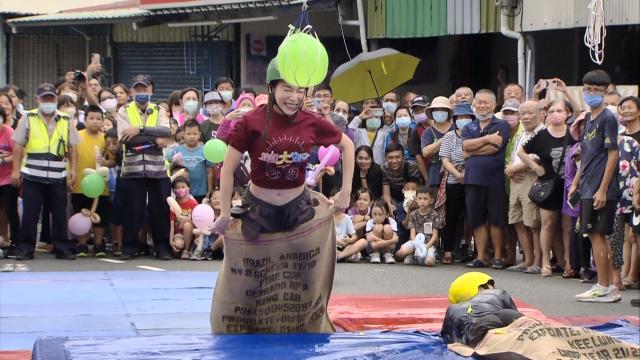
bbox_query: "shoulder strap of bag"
[554,130,570,177]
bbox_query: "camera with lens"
[74,70,86,82]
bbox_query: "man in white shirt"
[504,101,545,273]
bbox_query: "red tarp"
[328,295,560,332]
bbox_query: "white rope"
[584,0,606,65]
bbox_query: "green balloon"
[277,30,328,88]
[81,172,105,199]
[203,139,228,164]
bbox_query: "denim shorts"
[239,189,316,240]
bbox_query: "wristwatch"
[139,126,144,135]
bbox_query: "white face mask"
[61,107,76,117]
[101,98,117,112]
[219,91,233,103]
[206,104,223,115]
[183,100,199,114]
[474,110,493,121]
[606,105,618,115]
[39,102,57,115]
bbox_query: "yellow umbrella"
[329,48,421,104]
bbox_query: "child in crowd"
[166,118,179,154]
[217,93,256,142]
[200,91,226,143]
[71,105,110,257]
[102,129,122,255]
[231,186,244,208]
[166,120,212,203]
[349,188,372,240]
[101,118,114,133]
[396,187,443,266]
[175,126,185,144]
[169,177,198,259]
[366,200,399,264]
[402,180,419,215]
[331,190,365,263]
[202,189,224,260]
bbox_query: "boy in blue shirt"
[568,70,621,303]
[167,120,212,203]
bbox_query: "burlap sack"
[210,190,336,334]
[448,316,640,359]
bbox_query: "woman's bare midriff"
[249,183,305,206]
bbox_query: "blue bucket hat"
[453,102,474,118]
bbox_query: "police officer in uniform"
[116,75,172,260]
[10,83,79,260]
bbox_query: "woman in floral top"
[606,132,640,290]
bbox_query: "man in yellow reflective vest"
[116,75,172,260]
[10,83,79,260]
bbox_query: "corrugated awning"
[6,8,151,27]
[5,0,336,29]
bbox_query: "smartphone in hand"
[568,190,581,208]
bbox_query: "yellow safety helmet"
[448,272,495,304]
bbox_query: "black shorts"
[465,185,506,230]
[71,193,111,228]
[239,189,316,240]
[579,199,616,235]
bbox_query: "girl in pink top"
[216,93,256,142]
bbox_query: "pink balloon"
[318,145,340,167]
[68,212,92,236]
[192,204,215,230]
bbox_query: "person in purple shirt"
[461,89,511,269]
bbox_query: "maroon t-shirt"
[228,105,343,189]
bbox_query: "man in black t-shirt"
[569,70,621,303]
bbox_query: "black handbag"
[528,131,569,205]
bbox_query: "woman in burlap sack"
[209,58,355,334]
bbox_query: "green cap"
[266,58,282,84]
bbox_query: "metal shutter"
[114,41,232,101]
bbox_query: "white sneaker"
[575,284,620,302]
[608,285,622,302]
[370,252,381,263]
[347,253,361,263]
[403,255,417,265]
[383,252,396,264]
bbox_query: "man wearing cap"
[10,83,79,260]
[117,75,172,260]
[200,91,226,143]
[420,96,455,189]
[407,95,430,185]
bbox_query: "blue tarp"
[30,320,640,360]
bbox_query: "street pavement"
[1,253,638,318]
